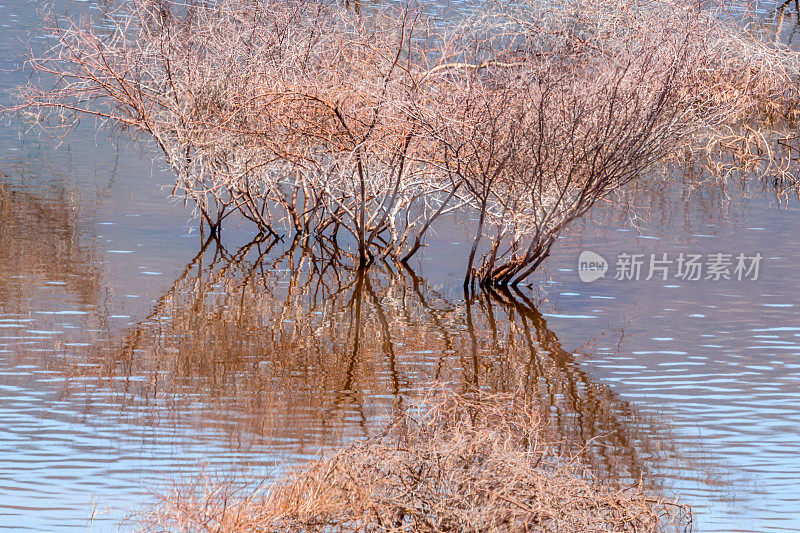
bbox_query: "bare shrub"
[135,388,692,532]
[10,0,800,283]
[12,0,462,264]
[416,0,703,287]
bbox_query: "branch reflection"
[82,236,678,483]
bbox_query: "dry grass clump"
[136,389,692,532]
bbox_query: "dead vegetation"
[135,389,692,533]
[9,0,800,286]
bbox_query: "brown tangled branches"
[9,0,800,286]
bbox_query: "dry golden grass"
[135,388,692,532]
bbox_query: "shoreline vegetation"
[134,389,693,532]
[8,0,800,287]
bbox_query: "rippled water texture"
[3,1,800,531]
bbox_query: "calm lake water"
[3,1,800,531]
